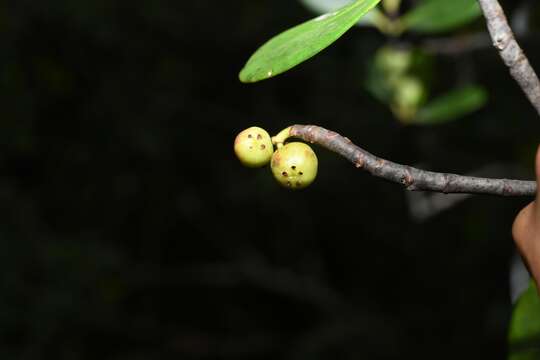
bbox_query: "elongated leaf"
[239,0,381,83]
[299,0,377,27]
[300,0,353,14]
[403,0,481,34]
[509,281,540,360]
[413,85,487,125]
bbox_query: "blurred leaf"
[239,0,381,83]
[299,0,353,13]
[299,0,378,26]
[413,85,487,125]
[509,281,540,360]
[403,0,482,34]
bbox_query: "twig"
[406,163,530,220]
[477,0,540,116]
[423,32,492,56]
[289,125,536,196]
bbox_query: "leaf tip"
[239,65,276,83]
[238,67,252,83]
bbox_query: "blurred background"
[1,0,540,359]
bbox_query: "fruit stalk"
[271,127,292,148]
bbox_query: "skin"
[512,146,540,290]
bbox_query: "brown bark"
[477,0,540,117]
[290,125,536,196]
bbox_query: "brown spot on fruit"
[257,134,262,140]
[282,171,288,177]
[260,144,266,150]
[272,153,281,167]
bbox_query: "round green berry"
[375,46,413,77]
[271,142,318,190]
[234,127,274,168]
[392,75,427,121]
[394,75,426,109]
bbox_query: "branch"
[289,125,536,196]
[477,0,540,116]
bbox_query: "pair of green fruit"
[234,126,318,189]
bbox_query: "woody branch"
[477,0,540,117]
[290,125,536,196]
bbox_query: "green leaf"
[402,0,482,34]
[509,281,540,360]
[239,0,382,83]
[413,85,487,125]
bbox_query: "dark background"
[1,0,539,359]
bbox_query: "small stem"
[272,127,292,149]
[371,8,405,37]
[382,0,401,17]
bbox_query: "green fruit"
[391,75,427,121]
[394,75,426,108]
[234,127,274,168]
[375,46,413,77]
[271,142,317,189]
